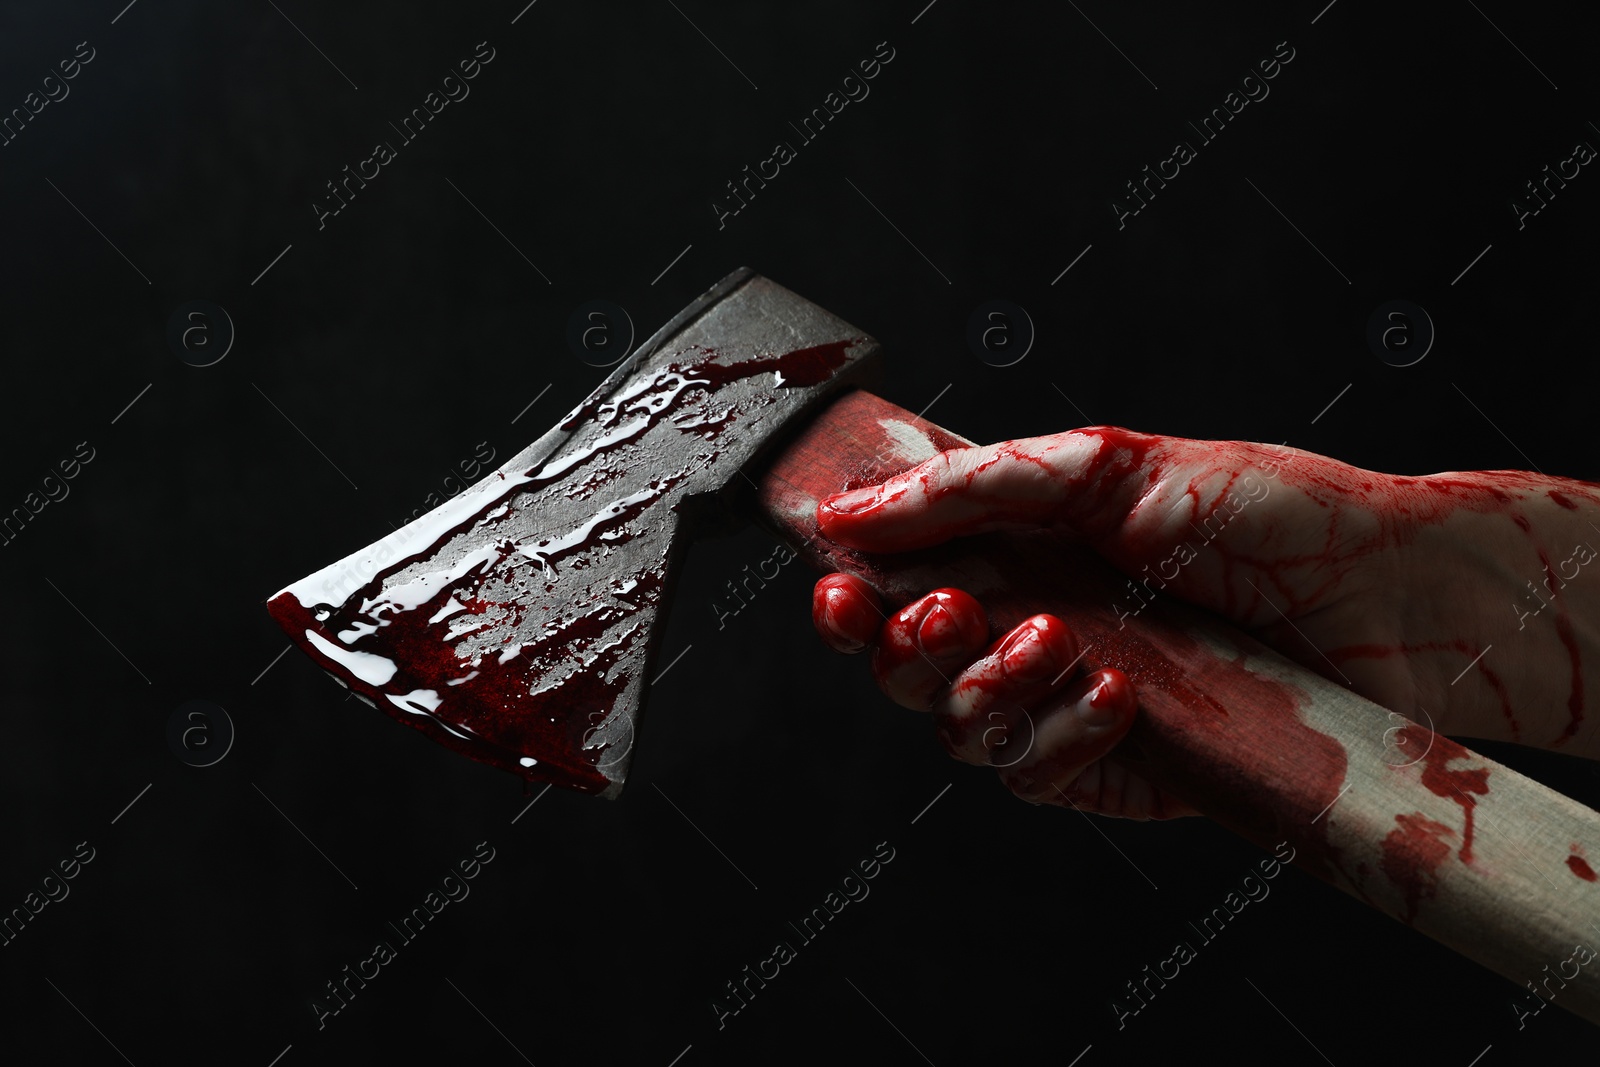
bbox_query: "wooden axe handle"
[752,388,1600,1026]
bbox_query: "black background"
[3,1,1598,1063]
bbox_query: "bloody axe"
[267,268,1600,1025]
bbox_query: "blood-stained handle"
[752,389,1600,1027]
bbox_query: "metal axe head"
[267,269,879,797]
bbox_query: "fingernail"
[818,590,866,653]
[1000,623,1056,685]
[1075,678,1123,727]
[821,486,880,514]
[916,604,966,658]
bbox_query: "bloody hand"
[810,426,1600,817]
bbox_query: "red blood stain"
[773,398,1359,860]
[269,337,866,793]
[792,405,1600,878]
[1087,669,1125,710]
[1552,615,1587,743]
[818,426,1600,653]
[1529,548,1588,745]
[806,468,1350,857]
[1004,668,1139,807]
[868,588,988,711]
[1095,625,1229,721]
[836,421,971,521]
[1397,724,1490,864]
[812,573,883,653]
[269,564,665,795]
[674,339,858,390]
[1088,610,1349,879]
[1380,812,1456,924]
[818,428,1162,551]
[1567,854,1598,882]
[559,339,863,431]
[1550,490,1580,511]
[1331,640,1519,740]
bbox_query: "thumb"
[816,427,1159,552]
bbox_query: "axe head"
[267,269,879,798]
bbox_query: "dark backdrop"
[2,1,1597,1063]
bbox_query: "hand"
[813,572,1197,819]
[810,426,1600,816]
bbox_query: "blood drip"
[1396,724,1490,864]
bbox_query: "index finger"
[815,428,1154,552]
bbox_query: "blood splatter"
[1380,812,1456,924]
[1568,845,1598,882]
[268,336,868,793]
[674,339,857,390]
[1396,725,1489,864]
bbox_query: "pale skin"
[809,426,1600,819]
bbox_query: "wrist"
[1436,479,1600,759]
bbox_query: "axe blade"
[268,269,878,797]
